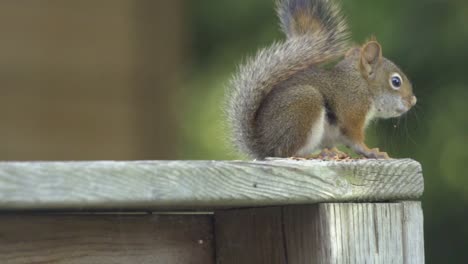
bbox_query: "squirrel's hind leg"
[255,85,325,158]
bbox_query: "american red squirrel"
[226,0,417,159]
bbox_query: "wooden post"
[215,202,424,264]
[0,159,424,263]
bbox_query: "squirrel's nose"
[410,96,417,106]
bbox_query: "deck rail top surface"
[0,158,423,211]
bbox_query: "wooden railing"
[0,159,424,263]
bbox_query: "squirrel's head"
[347,41,417,119]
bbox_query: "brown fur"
[256,84,324,157]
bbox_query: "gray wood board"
[215,202,424,264]
[0,159,423,210]
[283,202,424,264]
[215,207,287,264]
[0,214,214,264]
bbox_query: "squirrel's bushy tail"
[227,0,350,158]
[277,0,348,40]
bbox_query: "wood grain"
[215,203,424,264]
[282,203,425,264]
[0,159,423,210]
[0,214,214,264]
[215,207,286,264]
[401,202,425,264]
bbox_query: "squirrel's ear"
[360,41,382,79]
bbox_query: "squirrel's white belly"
[321,120,342,148]
[295,109,326,157]
[295,108,346,157]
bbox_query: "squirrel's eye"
[390,73,402,90]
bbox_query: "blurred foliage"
[180,0,468,262]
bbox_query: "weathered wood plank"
[0,159,423,210]
[401,202,425,264]
[282,203,424,264]
[215,203,424,264]
[0,214,214,264]
[215,207,286,264]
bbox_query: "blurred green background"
[0,0,466,262]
